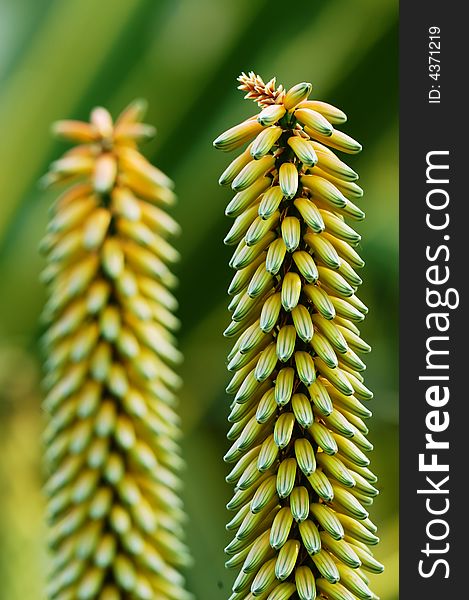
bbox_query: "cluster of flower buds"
[214,73,382,600]
[41,101,191,600]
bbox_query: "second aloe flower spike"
[214,72,383,600]
[41,101,192,600]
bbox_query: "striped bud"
[251,558,277,595]
[322,409,356,438]
[295,108,333,137]
[315,150,358,181]
[304,232,341,269]
[281,216,301,251]
[255,343,279,382]
[225,205,264,246]
[279,162,299,199]
[312,552,340,584]
[310,128,362,154]
[338,260,363,287]
[267,582,297,600]
[270,507,294,550]
[307,471,333,504]
[299,520,321,555]
[332,486,369,521]
[294,197,325,232]
[312,314,349,354]
[274,411,296,446]
[258,104,287,126]
[242,530,275,573]
[259,186,284,220]
[315,359,354,396]
[260,293,282,332]
[334,435,370,467]
[330,297,365,322]
[219,147,253,186]
[299,100,347,124]
[295,351,316,386]
[276,326,297,363]
[256,388,277,424]
[275,540,301,580]
[310,504,344,541]
[295,566,316,600]
[338,514,380,546]
[291,305,314,343]
[308,380,333,416]
[276,458,297,498]
[320,531,361,568]
[226,177,271,217]
[251,126,283,159]
[316,579,355,600]
[323,232,364,268]
[281,272,302,311]
[293,251,319,283]
[311,332,339,369]
[247,265,273,298]
[214,118,264,151]
[250,476,277,513]
[284,82,312,110]
[288,136,318,167]
[321,210,361,244]
[294,438,316,475]
[258,435,280,472]
[301,175,347,209]
[245,211,280,246]
[317,454,355,488]
[266,238,287,274]
[303,285,335,321]
[347,543,384,574]
[288,382,312,423]
[309,422,339,455]
[232,155,276,192]
[335,562,374,599]
[290,487,310,522]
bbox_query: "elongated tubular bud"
[295,108,334,137]
[232,155,276,192]
[279,163,299,199]
[298,100,348,125]
[219,147,254,186]
[41,102,191,599]
[288,136,318,167]
[283,82,313,111]
[214,118,264,151]
[215,73,380,600]
[251,126,283,160]
[258,104,287,126]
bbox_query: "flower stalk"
[215,73,383,600]
[40,101,191,600]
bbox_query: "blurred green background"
[0,0,398,598]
